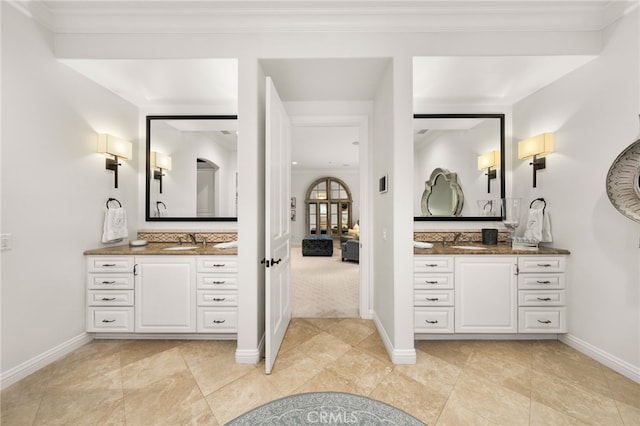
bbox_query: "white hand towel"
[213,241,238,249]
[523,208,544,242]
[102,207,128,243]
[414,241,434,249]
[541,210,553,243]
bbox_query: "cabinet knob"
[212,264,226,267]
[425,264,438,267]
[212,297,226,301]
[212,281,226,285]
[537,319,552,324]
[537,297,552,301]
[101,297,116,301]
[537,263,552,267]
[212,319,226,324]
[426,297,439,301]
[425,280,438,284]
[101,319,116,323]
[102,263,116,267]
[101,280,116,284]
[536,280,551,284]
[425,319,438,324]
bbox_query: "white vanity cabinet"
[135,256,196,332]
[196,256,238,333]
[414,256,455,333]
[86,254,238,335]
[86,256,135,332]
[455,256,518,333]
[414,253,568,336]
[517,256,567,333]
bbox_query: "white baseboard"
[93,333,237,340]
[559,334,640,384]
[416,333,558,340]
[1,332,93,391]
[236,334,264,364]
[372,313,416,365]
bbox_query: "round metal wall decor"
[606,119,640,223]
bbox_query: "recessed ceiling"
[413,55,596,106]
[59,58,238,109]
[291,126,361,171]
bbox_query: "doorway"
[288,116,370,319]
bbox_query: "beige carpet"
[291,245,360,318]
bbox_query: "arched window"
[305,177,352,237]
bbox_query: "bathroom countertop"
[84,243,238,256]
[414,242,570,255]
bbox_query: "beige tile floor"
[2,318,639,425]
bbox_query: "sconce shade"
[151,151,172,171]
[518,133,554,159]
[477,151,500,171]
[97,134,132,160]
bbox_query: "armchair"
[341,239,359,262]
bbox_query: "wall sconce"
[477,150,500,193]
[150,151,172,194]
[97,134,132,189]
[518,133,554,188]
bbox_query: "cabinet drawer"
[87,307,134,332]
[414,273,453,290]
[197,275,238,290]
[518,307,566,333]
[197,291,238,307]
[197,308,237,332]
[88,290,134,306]
[87,257,134,273]
[414,307,454,333]
[414,256,454,273]
[197,257,238,273]
[414,290,454,306]
[518,290,565,306]
[518,274,564,289]
[518,257,565,273]
[88,274,134,289]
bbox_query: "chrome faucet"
[453,232,463,245]
[188,233,198,245]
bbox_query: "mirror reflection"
[414,114,504,221]
[146,115,238,221]
[421,168,464,216]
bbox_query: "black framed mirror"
[146,115,238,222]
[414,113,505,221]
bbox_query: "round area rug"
[226,392,426,425]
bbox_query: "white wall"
[512,10,639,376]
[290,169,359,245]
[1,4,139,379]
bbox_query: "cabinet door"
[455,256,518,333]
[135,256,196,332]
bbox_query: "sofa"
[302,235,334,256]
[341,239,359,262]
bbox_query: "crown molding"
[9,1,625,35]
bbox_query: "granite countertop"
[414,242,570,256]
[83,242,238,256]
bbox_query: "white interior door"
[265,77,292,374]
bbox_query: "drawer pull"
[102,263,117,267]
[212,319,226,324]
[101,319,116,323]
[425,280,439,284]
[537,263,553,267]
[212,281,226,285]
[425,320,439,324]
[536,280,551,284]
[537,297,552,301]
[101,280,116,284]
[212,264,226,267]
[537,319,552,324]
[101,297,116,301]
[425,264,439,267]
[212,297,226,301]
[426,297,439,301]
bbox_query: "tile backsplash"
[414,230,508,243]
[137,230,237,244]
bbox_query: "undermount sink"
[451,245,488,250]
[163,246,198,251]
